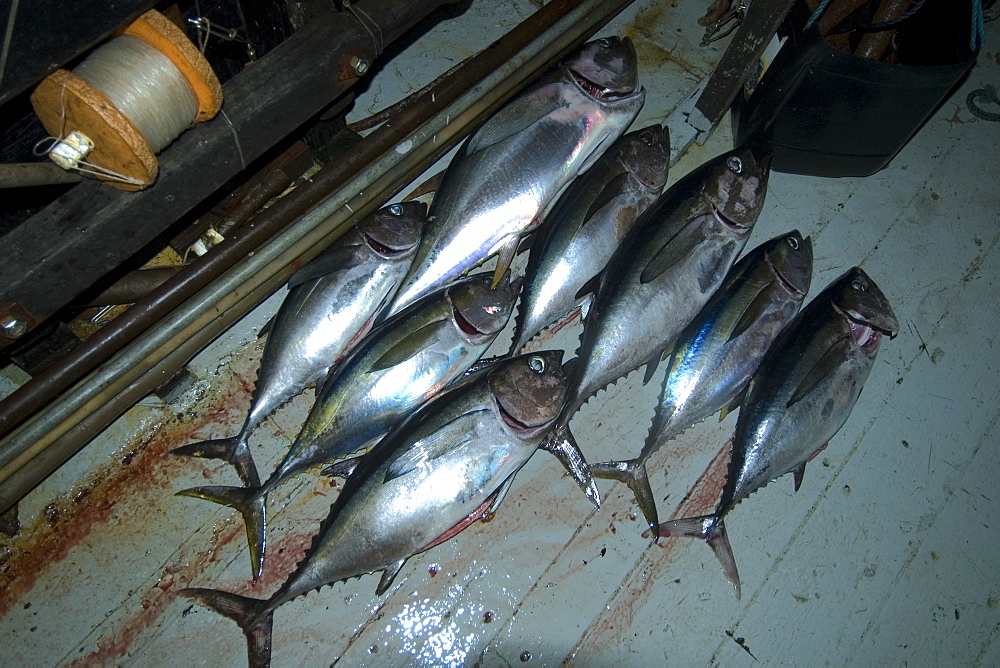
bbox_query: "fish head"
[829,267,899,357]
[358,201,428,257]
[619,124,670,191]
[565,36,640,101]
[489,350,568,440]
[765,230,813,300]
[446,272,523,343]
[700,146,772,231]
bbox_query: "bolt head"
[350,56,370,76]
[1,316,28,339]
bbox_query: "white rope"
[73,34,198,153]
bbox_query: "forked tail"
[177,485,267,580]
[657,514,741,600]
[540,423,601,509]
[181,587,274,668]
[172,436,261,488]
[590,458,658,533]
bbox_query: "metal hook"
[701,1,747,47]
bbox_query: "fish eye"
[388,204,403,216]
[726,156,743,174]
[640,131,655,146]
[851,279,866,291]
[596,38,612,48]
[787,236,799,250]
[528,356,546,373]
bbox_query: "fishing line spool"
[30,10,223,191]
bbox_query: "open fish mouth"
[835,304,884,353]
[570,69,634,101]
[363,232,411,257]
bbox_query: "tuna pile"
[173,36,899,666]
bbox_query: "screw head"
[1,316,28,339]
[350,56,370,77]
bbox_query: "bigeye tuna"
[510,124,670,354]
[545,147,772,507]
[381,36,645,320]
[178,272,522,579]
[173,202,427,487]
[591,231,813,531]
[180,350,568,668]
[657,267,898,599]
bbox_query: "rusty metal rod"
[855,0,909,60]
[0,162,84,188]
[0,0,637,513]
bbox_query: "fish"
[173,202,428,487]
[545,147,772,506]
[590,230,813,531]
[381,36,646,320]
[509,124,670,355]
[180,350,568,668]
[657,267,898,599]
[178,271,522,579]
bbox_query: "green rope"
[967,85,1000,122]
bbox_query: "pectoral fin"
[384,411,483,482]
[369,319,445,372]
[287,245,361,289]
[727,281,776,343]
[640,221,705,285]
[465,93,550,156]
[787,337,852,408]
[582,172,629,226]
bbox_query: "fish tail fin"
[171,437,261,488]
[177,485,267,580]
[590,458,659,533]
[181,587,273,668]
[657,514,741,600]
[541,423,600,509]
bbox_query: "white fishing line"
[73,34,198,153]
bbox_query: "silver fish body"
[659,266,898,599]
[383,37,645,319]
[179,272,521,578]
[173,202,427,486]
[591,230,813,529]
[556,147,772,436]
[726,266,898,506]
[511,124,670,354]
[180,350,568,668]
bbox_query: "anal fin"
[376,560,406,596]
[322,455,363,479]
[492,237,519,289]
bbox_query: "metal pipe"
[73,267,183,308]
[0,162,84,188]
[0,0,594,440]
[0,0,637,513]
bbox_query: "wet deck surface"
[3,1,1000,665]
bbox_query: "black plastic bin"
[733,0,979,177]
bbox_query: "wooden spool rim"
[124,10,223,122]
[30,69,157,191]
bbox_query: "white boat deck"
[2,1,999,665]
